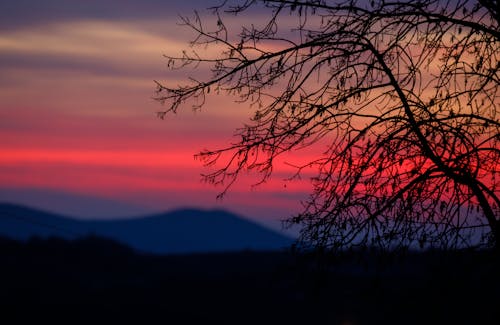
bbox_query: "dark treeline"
[0,235,498,324]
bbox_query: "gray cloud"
[0,0,222,30]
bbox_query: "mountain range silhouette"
[0,203,293,254]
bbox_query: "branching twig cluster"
[155,0,500,251]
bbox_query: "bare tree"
[155,0,500,251]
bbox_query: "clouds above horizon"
[0,0,311,224]
[0,0,220,30]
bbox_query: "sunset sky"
[0,0,312,231]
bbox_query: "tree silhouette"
[155,0,500,251]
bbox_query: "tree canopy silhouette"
[155,0,500,251]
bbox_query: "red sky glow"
[0,1,311,231]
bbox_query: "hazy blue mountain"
[0,203,293,254]
[0,188,155,218]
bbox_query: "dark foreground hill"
[0,203,293,254]
[0,235,499,325]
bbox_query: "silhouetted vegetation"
[1,236,498,324]
[156,0,500,251]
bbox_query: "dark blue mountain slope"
[0,203,293,254]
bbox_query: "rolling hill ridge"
[0,203,293,254]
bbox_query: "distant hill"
[0,203,293,254]
[0,188,155,218]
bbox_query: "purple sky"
[0,0,310,232]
